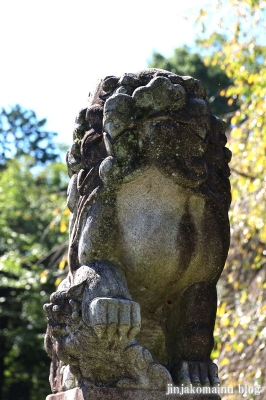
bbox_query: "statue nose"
[132,76,186,111]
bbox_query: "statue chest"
[116,168,207,296]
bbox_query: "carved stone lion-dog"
[44,68,231,393]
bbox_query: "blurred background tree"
[0,105,60,170]
[0,107,68,400]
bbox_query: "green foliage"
[0,114,69,399]
[0,157,68,258]
[148,45,238,118]
[0,158,69,399]
[0,105,59,170]
[195,1,266,397]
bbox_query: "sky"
[0,0,208,146]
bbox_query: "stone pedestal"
[46,387,221,400]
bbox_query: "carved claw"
[43,291,82,338]
[171,360,220,387]
[84,297,141,341]
[117,344,173,390]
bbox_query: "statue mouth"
[107,113,210,145]
[103,111,210,142]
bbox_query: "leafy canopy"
[0,106,69,400]
[0,105,59,170]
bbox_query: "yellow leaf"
[261,304,266,312]
[40,270,47,278]
[231,115,238,125]
[228,273,234,284]
[235,342,244,353]
[221,316,230,327]
[247,337,254,345]
[248,74,254,84]
[248,74,259,84]
[60,220,67,233]
[233,281,239,290]
[40,270,48,284]
[231,127,242,138]
[233,317,240,328]
[59,260,66,270]
[225,343,231,351]
[211,349,220,359]
[221,357,230,366]
[229,328,236,338]
[240,291,247,304]
[55,278,62,287]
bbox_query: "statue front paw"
[83,297,141,341]
[43,291,82,338]
[171,360,220,387]
[117,343,173,390]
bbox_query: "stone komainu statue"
[44,68,231,393]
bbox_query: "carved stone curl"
[44,68,231,396]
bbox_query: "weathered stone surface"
[46,387,221,400]
[44,68,231,396]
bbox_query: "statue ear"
[67,280,87,299]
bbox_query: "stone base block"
[46,387,221,400]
